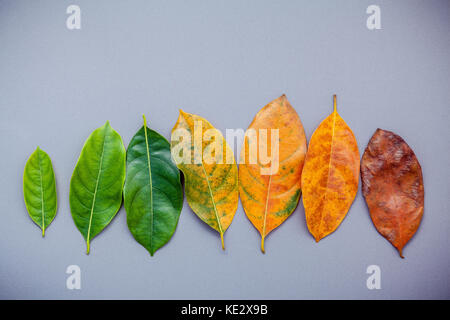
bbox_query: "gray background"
[0,0,449,299]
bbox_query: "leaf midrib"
[86,131,107,253]
[261,174,272,243]
[143,126,154,255]
[37,149,45,235]
[317,110,337,239]
[179,111,225,247]
[201,163,224,241]
[260,101,282,247]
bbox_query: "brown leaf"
[361,129,424,258]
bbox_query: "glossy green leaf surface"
[23,147,57,236]
[124,116,183,256]
[70,121,126,254]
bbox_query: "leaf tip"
[277,94,287,106]
[177,109,186,122]
[104,120,111,129]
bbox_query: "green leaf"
[69,121,126,254]
[23,147,57,236]
[124,116,183,256]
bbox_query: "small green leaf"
[124,116,183,256]
[69,121,126,254]
[23,147,57,236]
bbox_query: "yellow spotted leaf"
[239,95,307,252]
[171,110,238,250]
[301,95,360,242]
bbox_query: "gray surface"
[0,0,449,299]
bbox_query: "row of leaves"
[23,95,424,257]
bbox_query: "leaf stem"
[220,232,225,250]
[333,94,337,112]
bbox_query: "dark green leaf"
[124,116,183,256]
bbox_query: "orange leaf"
[239,95,307,252]
[301,95,360,242]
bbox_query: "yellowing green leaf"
[171,110,238,249]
